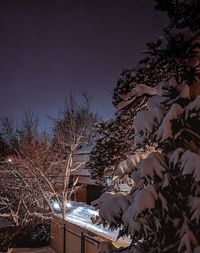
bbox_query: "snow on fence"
[50,202,130,253]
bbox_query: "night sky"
[0,0,168,129]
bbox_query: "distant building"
[71,168,104,205]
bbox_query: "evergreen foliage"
[92,1,200,252]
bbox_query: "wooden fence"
[50,217,101,253]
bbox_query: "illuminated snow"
[53,202,60,211]
[140,152,167,180]
[91,192,130,226]
[62,201,130,247]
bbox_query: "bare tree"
[52,94,98,219]
[0,113,57,225]
[0,95,98,224]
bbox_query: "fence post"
[63,223,66,253]
[81,232,85,253]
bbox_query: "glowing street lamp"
[6,157,13,163]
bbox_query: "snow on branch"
[133,185,158,215]
[117,84,157,111]
[169,148,184,169]
[178,229,198,253]
[91,192,130,227]
[134,108,163,145]
[139,152,167,181]
[114,154,147,178]
[189,197,200,224]
[178,219,198,253]
[157,103,184,141]
[185,95,200,119]
[180,150,200,182]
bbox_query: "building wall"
[75,187,87,203]
[73,184,104,205]
[86,185,104,205]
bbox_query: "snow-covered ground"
[12,246,56,253]
[54,201,130,247]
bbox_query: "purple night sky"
[0,0,168,129]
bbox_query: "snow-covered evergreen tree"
[88,103,136,185]
[88,0,200,186]
[92,1,200,252]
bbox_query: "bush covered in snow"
[0,221,50,252]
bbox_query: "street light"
[6,157,13,163]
